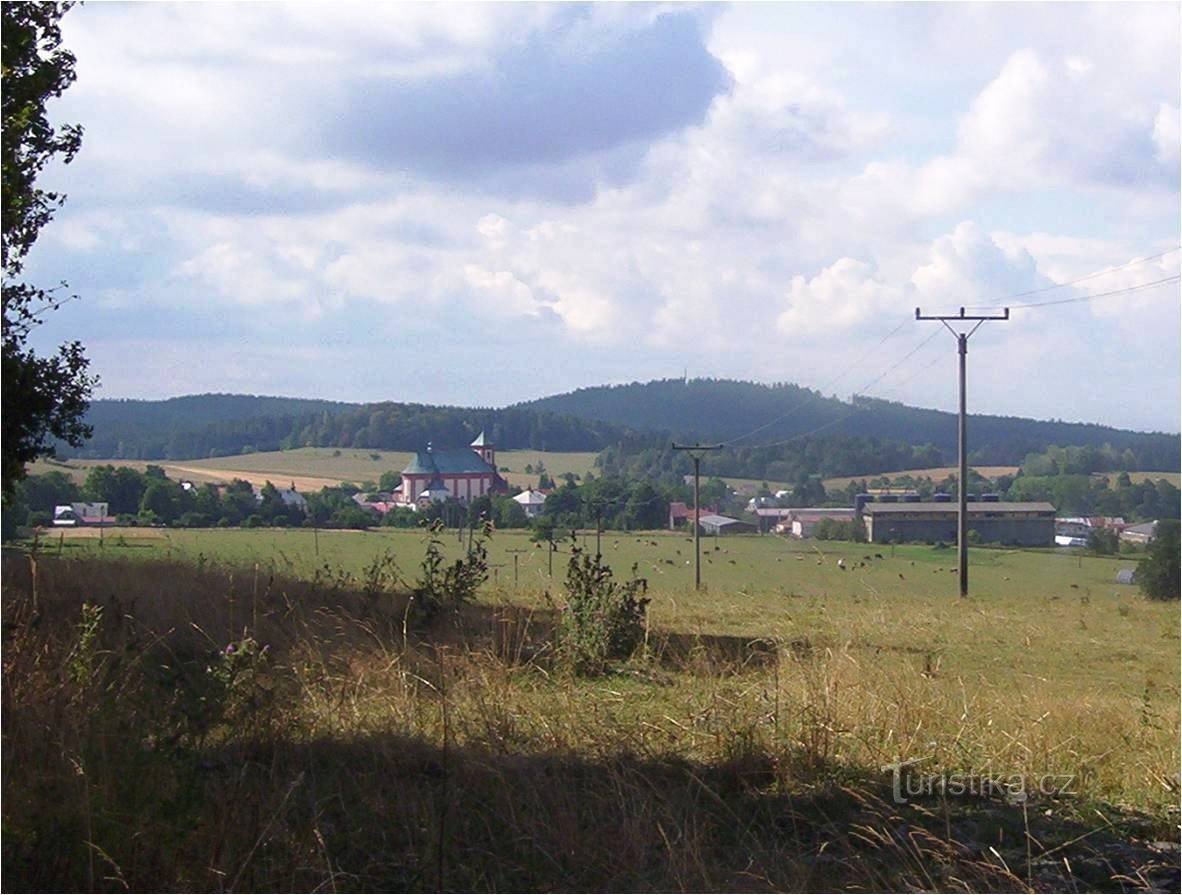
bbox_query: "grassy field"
[4,527,1178,890]
[31,447,601,492]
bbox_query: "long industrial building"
[861,501,1056,546]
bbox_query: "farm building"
[753,507,793,533]
[697,514,757,535]
[778,508,857,538]
[52,502,114,526]
[861,501,1055,546]
[396,433,507,507]
[668,502,717,530]
[1120,521,1158,544]
[512,488,548,518]
[1055,516,1127,538]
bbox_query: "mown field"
[31,447,601,492]
[5,528,1178,891]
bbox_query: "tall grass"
[2,552,1177,892]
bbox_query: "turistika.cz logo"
[881,758,1077,805]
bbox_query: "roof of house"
[402,447,498,477]
[1124,521,1158,535]
[862,501,1056,515]
[792,508,857,522]
[470,431,489,447]
[698,513,742,526]
[513,489,547,506]
[669,502,717,518]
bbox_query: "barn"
[861,501,1055,546]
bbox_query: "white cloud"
[778,258,907,336]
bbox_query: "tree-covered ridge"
[519,378,1180,470]
[597,431,947,485]
[62,394,633,460]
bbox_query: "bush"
[1138,520,1179,601]
[557,541,650,676]
[411,519,490,621]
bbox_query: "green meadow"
[8,526,1178,889]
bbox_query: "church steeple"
[471,431,495,467]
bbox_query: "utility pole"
[672,443,723,590]
[915,306,1009,597]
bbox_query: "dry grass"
[2,551,1178,892]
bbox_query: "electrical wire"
[966,246,1180,308]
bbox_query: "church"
[394,432,508,507]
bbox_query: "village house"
[395,432,507,508]
[512,488,548,518]
[52,502,115,526]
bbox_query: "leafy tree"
[81,465,147,515]
[14,469,78,512]
[1138,520,1179,601]
[139,479,186,525]
[2,2,95,494]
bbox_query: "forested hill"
[63,395,632,460]
[517,379,1180,470]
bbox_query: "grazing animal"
[874,553,884,559]
[837,558,846,570]
[898,573,905,579]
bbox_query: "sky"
[22,1,1182,432]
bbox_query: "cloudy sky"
[23,1,1181,431]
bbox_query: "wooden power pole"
[915,306,1009,597]
[672,443,723,590]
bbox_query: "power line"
[1004,274,1179,310]
[967,246,1180,308]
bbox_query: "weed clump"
[411,518,491,622]
[556,539,649,676]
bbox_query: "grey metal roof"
[470,430,488,446]
[698,514,741,526]
[862,501,1055,515]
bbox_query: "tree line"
[60,398,632,460]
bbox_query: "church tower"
[470,431,495,468]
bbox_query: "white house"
[512,488,548,518]
[52,502,111,526]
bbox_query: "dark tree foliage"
[59,395,632,460]
[2,2,95,494]
[1138,520,1180,601]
